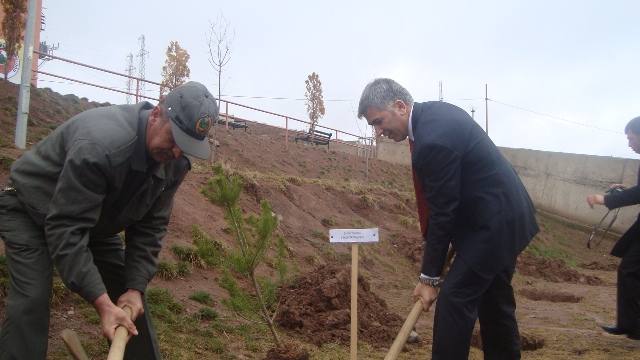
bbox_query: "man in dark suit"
[358,78,539,359]
[587,116,640,340]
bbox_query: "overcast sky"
[32,0,640,159]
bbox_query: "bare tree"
[1,0,27,80]
[206,13,234,107]
[160,41,190,95]
[304,72,325,132]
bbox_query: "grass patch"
[146,288,184,324]
[197,307,219,321]
[189,290,214,305]
[171,245,205,268]
[321,217,336,227]
[156,261,191,280]
[311,229,328,240]
[191,225,225,268]
[526,241,577,267]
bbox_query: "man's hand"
[413,282,439,312]
[93,293,138,341]
[117,289,145,321]
[587,194,605,209]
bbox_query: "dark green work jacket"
[9,102,190,302]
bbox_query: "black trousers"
[0,190,161,359]
[617,240,640,333]
[432,256,520,360]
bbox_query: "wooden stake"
[350,243,359,360]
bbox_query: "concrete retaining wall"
[501,148,639,233]
[374,138,639,232]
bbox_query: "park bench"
[294,128,333,149]
[217,114,249,132]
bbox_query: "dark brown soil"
[264,343,309,360]
[516,253,604,285]
[579,261,618,271]
[471,329,545,351]
[275,265,404,348]
[519,288,583,303]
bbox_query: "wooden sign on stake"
[329,228,379,360]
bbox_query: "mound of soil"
[519,288,582,303]
[579,261,618,271]
[516,254,604,285]
[471,330,544,351]
[264,343,309,360]
[275,265,403,348]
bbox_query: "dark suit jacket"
[605,166,640,257]
[411,102,539,277]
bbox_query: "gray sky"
[35,0,640,158]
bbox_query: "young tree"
[160,41,190,95]
[206,13,233,106]
[1,0,27,81]
[304,72,325,132]
[201,165,288,349]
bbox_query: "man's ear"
[394,99,408,114]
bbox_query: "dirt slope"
[0,82,639,359]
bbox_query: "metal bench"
[294,129,332,149]
[217,114,248,132]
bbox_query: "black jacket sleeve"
[415,143,461,277]
[604,186,640,210]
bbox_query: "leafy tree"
[1,0,27,80]
[201,165,288,348]
[304,72,325,132]
[160,41,190,95]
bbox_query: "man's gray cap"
[164,81,219,159]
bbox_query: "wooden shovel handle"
[384,300,423,360]
[106,305,133,360]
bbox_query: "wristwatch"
[418,274,442,288]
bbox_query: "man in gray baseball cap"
[164,81,219,160]
[0,81,218,359]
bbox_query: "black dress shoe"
[601,325,628,335]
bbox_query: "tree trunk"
[250,272,282,348]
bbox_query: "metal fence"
[33,50,375,157]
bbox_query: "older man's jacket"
[9,102,190,302]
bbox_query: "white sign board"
[329,228,379,243]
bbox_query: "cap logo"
[195,115,213,136]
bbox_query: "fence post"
[285,117,289,150]
[225,102,229,129]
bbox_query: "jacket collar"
[411,102,423,139]
[131,106,167,179]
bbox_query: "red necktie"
[409,140,429,236]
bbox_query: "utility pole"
[125,53,135,104]
[485,84,489,135]
[471,107,475,120]
[15,0,38,149]
[137,35,148,98]
[438,81,443,101]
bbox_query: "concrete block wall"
[501,148,639,233]
[374,138,640,233]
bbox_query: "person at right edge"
[587,116,640,340]
[358,78,539,359]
